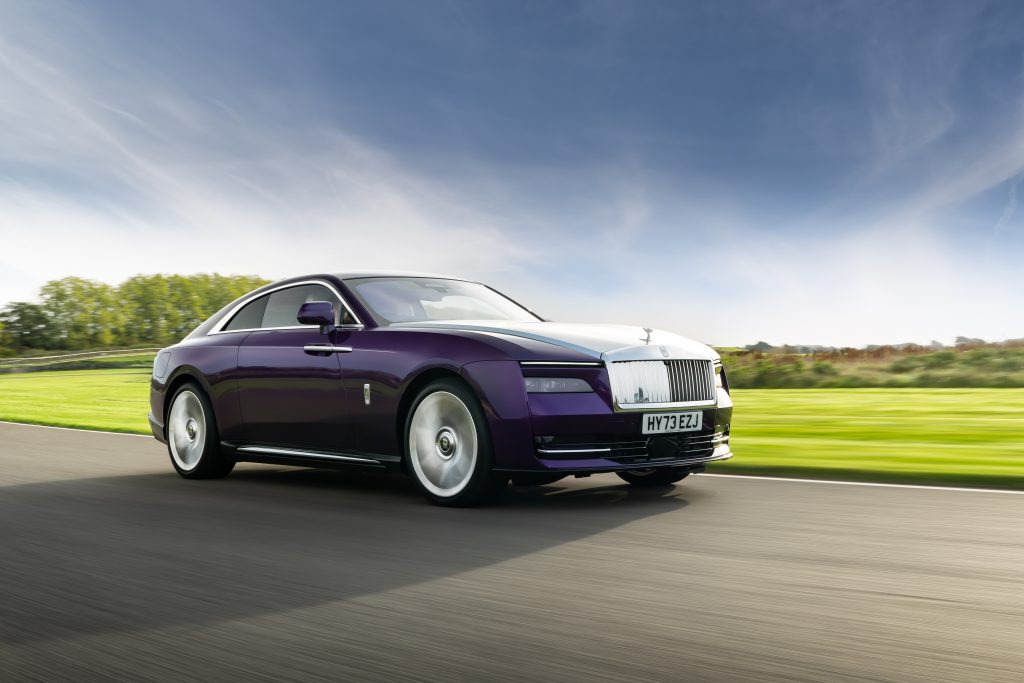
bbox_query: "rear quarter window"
[223,295,269,331]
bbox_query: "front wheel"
[616,467,690,487]
[166,382,234,479]
[405,379,507,506]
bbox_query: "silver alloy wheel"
[168,390,207,472]
[408,391,478,498]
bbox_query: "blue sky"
[1,0,1022,345]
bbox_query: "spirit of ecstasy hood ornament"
[641,327,653,344]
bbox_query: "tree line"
[721,341,1024,388]
[0,274,269,354]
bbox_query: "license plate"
[642,411,702,434]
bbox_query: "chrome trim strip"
[215,324,364,335]
[519,361,604,367]
[536,447,613,454]
[235,445,381,465]
[615,399,717,412]
[208,279,363,335]
[303,345,354,354]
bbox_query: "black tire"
[616,467,689,487]
[510,473,566,487]
[166,382,234,479]
[404,378,507,507]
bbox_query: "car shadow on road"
[0,466,698,645]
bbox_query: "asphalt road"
[1,422,1022,682]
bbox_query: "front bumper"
[496,390,734,474]
[524,444,733,475]
[148,411,166,444]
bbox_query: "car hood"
[389,321,718,362]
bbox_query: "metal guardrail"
[0,348,162,367]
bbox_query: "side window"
[260,284,343,329]
[223,295,269,331]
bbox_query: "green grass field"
[1,367,1021,488]
[0,367,152,434]
[716,389,1024,489]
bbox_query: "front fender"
[150,342,245,442]
[458,360,535,468]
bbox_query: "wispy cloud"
[994,175,1019,235]
[0,3,538,300]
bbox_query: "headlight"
[524,377,593,393]
[153,351,171,380]
[714,363,724,389]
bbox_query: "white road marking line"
[702,473,1024,495]
[0,420,154,438]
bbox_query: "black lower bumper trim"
[496,450,732,475]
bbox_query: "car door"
[235,282,353,451]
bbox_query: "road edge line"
[0,420,153,439]
[702,473,1024,495]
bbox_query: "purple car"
[149,273,733,506]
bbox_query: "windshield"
[346,277,542,325]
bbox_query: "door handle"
[303,345,353,355]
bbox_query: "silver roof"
[332,271,474,282]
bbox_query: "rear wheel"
[405,379,507,506]
[166,382,234,479]
[616,467,689,487]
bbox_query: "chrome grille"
[665,359,716,402]
[609,359,715,408]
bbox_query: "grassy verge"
[0,367,151,434]
[714,389,1024,489]
[1,368,1021,489]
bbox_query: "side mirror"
[297,301,336,334]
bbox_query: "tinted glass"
[261,284,343,328]
[223,295,269,331]
[347,278,540,325]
